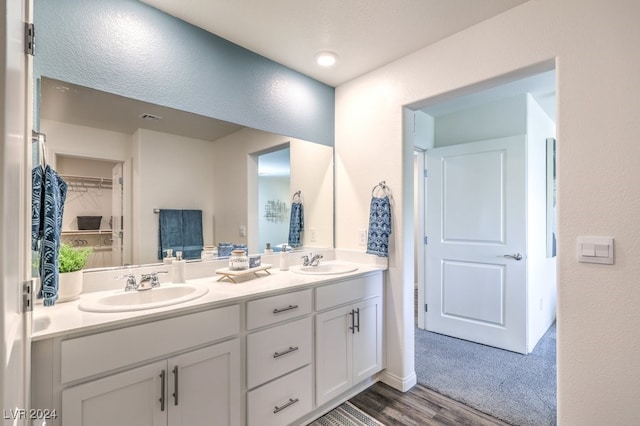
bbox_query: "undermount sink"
[78,285,209,313]
[291,262,358,275]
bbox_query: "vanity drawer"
[315,273,383,311]
[246,289,312,330]
[247,316,312,389]
[60,304,240,384]
[247,365,312,426]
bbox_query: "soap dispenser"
[163,248,175,265]
[279,245,289,271]
[173,250,186,283]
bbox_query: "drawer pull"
[273,397,299,414]
[272,304,299,314]
[273,346,299,358]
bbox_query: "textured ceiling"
[140,0,530,87]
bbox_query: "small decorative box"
[249,255,261,268]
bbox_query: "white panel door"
[426,135,527,353]
[315,305,352,405]
[1,0,32,419]
[111,163,123,266]
[167,339,241,426]
[352,297,383,383]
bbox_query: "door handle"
[504,253,523,261]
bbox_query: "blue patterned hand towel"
[36,165,68,306]
[367,195,391,257]
[288,202,304,248]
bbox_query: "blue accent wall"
[34,0,334,145]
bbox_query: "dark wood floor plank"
[349,382,511,426]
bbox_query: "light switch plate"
[577,236,614,264]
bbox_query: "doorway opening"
[55,154,126,269]
[411,67,557,425]
[256,146,291,253]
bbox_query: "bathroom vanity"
[31,260,384,426]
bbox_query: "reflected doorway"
[257,147,291,252]
[55,155,125,269]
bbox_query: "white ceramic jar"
[228,249,249,270]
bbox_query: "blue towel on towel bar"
[158,209,204,260]
[35,165,68,306]
[366,195,391,257]
[288,202,304,248]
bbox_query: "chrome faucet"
[118,271,166,291]
[302,253,323,267]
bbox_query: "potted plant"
[57,243,92,302]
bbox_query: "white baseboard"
[379,370,417,392]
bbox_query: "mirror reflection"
[38,77,334,269]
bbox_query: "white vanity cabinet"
[314,274,383,406]
[245,289,313,426]
[32,305,241,426]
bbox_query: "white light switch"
[577,236,614,264]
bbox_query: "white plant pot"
[58,270,83,302]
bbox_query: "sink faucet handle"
[149,271,169,288]
[116,273,137,291]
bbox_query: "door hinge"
[23,280,34,312]
[424,236,428,245]
[24,23,35,56]
[424,303,428,312]
[118,176,123,185]
[424,169,428,178]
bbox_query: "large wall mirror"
[37,77,334,270]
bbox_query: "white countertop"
[32,260,385,341]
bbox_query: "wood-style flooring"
[349,382,511,426]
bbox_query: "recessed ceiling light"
[315,51,338,67]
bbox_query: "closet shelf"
[62,230,113,235]
[61,174,113,190]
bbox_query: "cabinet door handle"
[273,397,299,414]
[172,365,179,406]
[355,308,360,333]
[273,346,299,358]
[273,304,299,314]
[349,309,355,334]
[159,369,166,412]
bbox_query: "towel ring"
[371,181,390,197]
[292,190,302,203]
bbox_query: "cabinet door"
[315,306,352,406]
[167,339,241,426]
[352,296,383,383]
[62,360,167,426]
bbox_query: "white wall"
[434,95,528,147]
[525,94,557,351]
[41,119,131,165]
[335,0,640,423]
[132,129,215,264]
